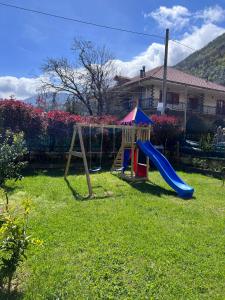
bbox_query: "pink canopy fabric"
[119,107,153,125]
[120,107,137,124]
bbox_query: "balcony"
[139,97,225,117]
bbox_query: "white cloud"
[145,5,190,30]
[147,5,225,31]
[195,5,225,24]
[0,76,42,99]
[114,23,225,77]
[113,42,164,77]
[1,5,225,99]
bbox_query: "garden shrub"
[150,114,181,149]
[0,190,42,293]
[0,100,45,139]
[0,99,117,153]
[0,131,27,186]
[199,133,213,152]
[186,115,209,137]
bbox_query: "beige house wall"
[140,82,225,109]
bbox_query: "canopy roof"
[119,106,153,125]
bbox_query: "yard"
[2,170,225,299]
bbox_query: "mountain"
[24,92,69,107]
[176,32,225,85]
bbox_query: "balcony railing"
[138,97,225,117]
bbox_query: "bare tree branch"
[41,39,117,115]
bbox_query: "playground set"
[65,107,194,199]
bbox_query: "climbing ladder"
[111,146,123,171]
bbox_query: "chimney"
[142,66,146,77]
[140,69,143,78]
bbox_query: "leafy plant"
[213,166,225,186]
[0,130,28,186]
[0,99,117,152]
[192,158,208,169]
[199,133,213,152]
[0,189,42,293]
[0,99,46,139]
[150,114,181,149]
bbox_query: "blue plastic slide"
[136,140,194,198]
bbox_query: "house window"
[188,97,199,110]
[159,91,179,104]
[216,100,225,115]
[122,98,132,109]
[141,98,152,109]
[167,92,179,105]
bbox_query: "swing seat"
[112,167,124,172]
[89,167,102,173]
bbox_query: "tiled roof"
[122,66,225,93]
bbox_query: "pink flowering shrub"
[0,99,118,152]
[150,114,182,148]
[0,100,46,138]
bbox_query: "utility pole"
[184,85,188,135]
[161,28,169,114]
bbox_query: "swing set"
[88,126,104,173]
[64,113,152,198]
[65,107,194,199]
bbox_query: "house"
[111,66,225,130]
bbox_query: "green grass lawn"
[2,170,225,299]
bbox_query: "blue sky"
[0,0,225,98]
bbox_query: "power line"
[0,2,164,39]
[0,2,196,51]
[170,39,195,51]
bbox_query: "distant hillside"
[176,32,225,85]
[24,92,69,106]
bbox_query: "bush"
[199,133,213,152]
[186,116,209,136]
[150,114,181,149]
[0,131,27,186]
[0,99,118,152]
[0,190,42,294]
[0,100,45,139]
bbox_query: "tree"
[41,39,116,116]
[151,114,181,150]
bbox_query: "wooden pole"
[120,128,125,176]
[77,125,93,197]
[162,28,169,115]
[64,126,77,178]
[146,127,151,179]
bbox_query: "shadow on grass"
[23,168,65,178]
[64,178,117,201]
[129,180,177,198]
[1,182,23,196]
[130,181,195,200]
[23,166,111,178]
[64,178,90,201]
[0,290,23,300]
[23,168,194,200]
[173,163,224,180]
